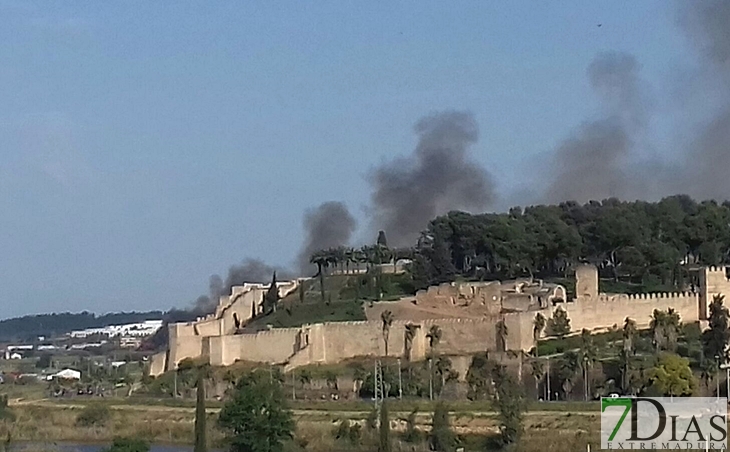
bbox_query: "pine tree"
[429,235,456,284]
[548,307,571,337]
[378,400,391,452]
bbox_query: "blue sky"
[0,1,696,318]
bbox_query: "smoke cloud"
[544,52,651,203]
[369,111,495,247]
[297,201,357,274]
[676,0,730,200]
[191,202,355,314]
[193,259,294,313]
[543,2,730,204]
[190,1,730,314]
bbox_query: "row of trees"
[520,295,730,401]
[415,195,730,289]
[309,245,410,278]
[215,367,513,452]
[308,231,412,303]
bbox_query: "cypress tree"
[377,230,388,247]
[194,369,207,452]
[378,400,391,452]
[264,272,279,314]
[429,402,455,452]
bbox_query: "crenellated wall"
[550,291,700,333]
[151,265,729,377]
[152,313,532,375]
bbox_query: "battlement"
[705,266,729,279]
[588,291,698,304]
[242,326,302,337]
[625,292,697,301]
[154,266,726,377]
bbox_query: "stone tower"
[575,264,599,301]
[699,266,730,320]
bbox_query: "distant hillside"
[0,310,173,342]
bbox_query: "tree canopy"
[218,371,295,452]
[701,294,730,365]
[415,196,730,287]
[648,353,696,397]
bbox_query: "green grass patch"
[245,300,366,330]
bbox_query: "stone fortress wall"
[149,264,730,376]
[553,264,702,333]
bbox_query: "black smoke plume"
[544,52,653,203]
[297,201,357,274]
[676,0,730,200]
[542,2,730,204]
[193,259,294,313]
[369,111,495,247]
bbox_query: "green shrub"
[76,404,111,427]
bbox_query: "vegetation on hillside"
[416,196,730,290]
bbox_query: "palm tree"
[354,247,368,273]
[533,313,546,357]
[333,246,348,274]
[665,308,681,351]
[325,247,339,275]
[404,323,420,361]
[344,247,354,275]
[324,370,339,391]
[427,325,442,356]
[361,245,375,271]
[650,308,681,352]
[700,359,717,396]
[558,351,581,399]
[496,318,508,353]
[298,369,312,389]
[617,317,637,394]
[352,364,366,394]
[434,356,453,393]
[530,359,545,400]
[578,329,597,400]
[381,310,394,356]
[194,363,211,452]
[310,251,329,303]
[622,317,637,354]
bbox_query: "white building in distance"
[69,320,163,339]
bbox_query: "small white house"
[49,368,81,381]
